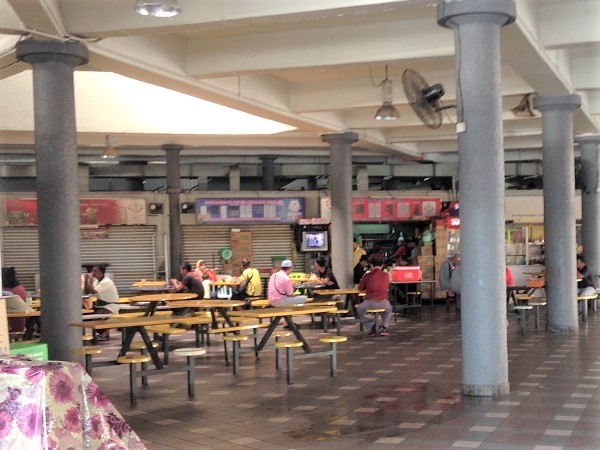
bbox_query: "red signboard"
[5,198,146,226]
[350,197,440,222]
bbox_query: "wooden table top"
[9,308,92,318]
[313,288,361,296]
[70,315,183,330]
[129,293,198,302]
[212,280,242,287]
[192,299,245,308]
[230,305,337,319]
[8,311,41,318]
[131,281,168,287]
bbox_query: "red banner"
[5,198,146,226]
[350,197,440,222]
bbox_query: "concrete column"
[261,156,276,191]
[356,166,369,192]
[16,39,89,363]
[78,164,90,193]
[534,95,581,332]
[164,144,183,280]
[438,0,515,397]
[322,132,357,289]
[229,166,241,191]
[577,134,600,286]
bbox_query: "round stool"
[274,341,304,384]
[116,354,152,404]
[222,335,249,375]
[72,347,103,375]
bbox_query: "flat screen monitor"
[301,231,328,252]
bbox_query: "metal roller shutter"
[182,224,305,273]
[2,226,158,292]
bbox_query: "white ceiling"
[0,0,598,162]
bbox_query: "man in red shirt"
[357,257,392,336]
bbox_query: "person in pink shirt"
[357,257,392,336]
[268,260,307,306]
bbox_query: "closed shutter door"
[182,224,304,273]
[2,226,157,292]
[2,227,39,291]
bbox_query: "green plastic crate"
[10,342,48,361]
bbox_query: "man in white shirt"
[86,264,120,314]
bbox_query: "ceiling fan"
[402,69,454,129]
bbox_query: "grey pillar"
[261,156,276,191]
[534,95,581,332]
[322,132,357,289]
[356,166,369,192]
[16,39,89,363]
[165,144,183,280]
[577,134,600,286]
[438,0,515,397]
[229,166,241,191]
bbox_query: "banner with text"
[196,198,305,223]
[320,197,440,222]
[5,198,147,226]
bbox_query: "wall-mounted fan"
[402,69,452,129]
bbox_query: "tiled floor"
[90,306,600,449]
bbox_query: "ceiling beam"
[185,19,454,77]
[7,0,66,36]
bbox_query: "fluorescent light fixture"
[375,66,400,121]
[134,0,181,18]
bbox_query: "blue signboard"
[196,198,305,223]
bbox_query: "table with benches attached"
[226,304,338,353]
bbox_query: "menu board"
[5,198,147,226]
[320,197,441,222]
[196,198,304,223]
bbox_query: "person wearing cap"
[268,259,308,306]
[238,259,262,298]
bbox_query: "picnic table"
[70,315,190,369]
[127,292,198,316]
[228,304,337,353]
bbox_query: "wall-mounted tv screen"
[301,231,328,252]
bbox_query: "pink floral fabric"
[0,356,145,449]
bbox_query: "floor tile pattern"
[88,306,600,449]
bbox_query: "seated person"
[268,260,307,306]
[85,264,120,339]
[233,259,262,300]
[194,259,216,299]
[354,255,369,285]
[171,262,204,316]
[312,256,339,289]
[577,254,596,315]
[85,265,120,314]
[356,257,392,336]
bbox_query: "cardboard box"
[10,342,48,361]
[420,245,433,256]
[417,255,435,266]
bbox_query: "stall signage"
[320,197,440,222]
[196,198,304,223]
[5,198,147,226]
